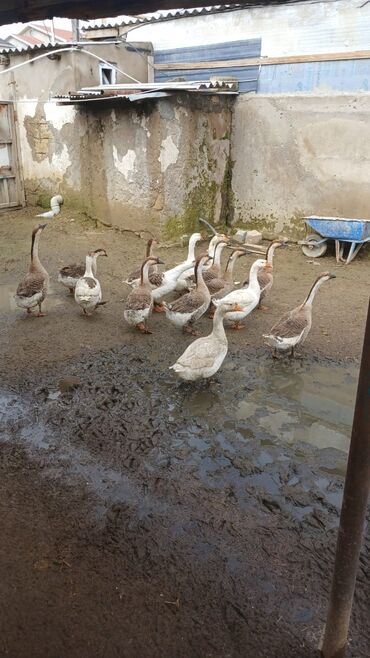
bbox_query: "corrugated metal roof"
[52,79,239,103]
[82,6,245,31]
[0,41,76,55]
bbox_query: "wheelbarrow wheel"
[301,234,328,258]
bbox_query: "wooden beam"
[154,50,370,71]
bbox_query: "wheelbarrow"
[300,216,370,264]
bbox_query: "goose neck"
[304,276,325,306]
[84,256,94,278]
[187,235,199,262]
[249,262,261,290]
[140,260,152,286]
[212,306,228,341]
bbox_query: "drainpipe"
[321,297,370,658]
[72,19,80,42]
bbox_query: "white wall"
[127,0,370,56]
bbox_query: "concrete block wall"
[231,93,370,237]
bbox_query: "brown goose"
[164,254,211,335]
[208,248,247,301]
[58,248,107,293]
[14,224,49,317]
[257,240,286,310]
[124,238,159,286]
[124,256,164,333]
[263,271,336,357]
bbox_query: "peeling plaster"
[113,145,137,180]
[44,103,76,131]
[159,135,179,172]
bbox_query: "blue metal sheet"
[258,59,370,93]
[154,39,261,64]
[154,39,261,93]
[305,217,370,242]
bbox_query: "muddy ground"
[0,207,369,658]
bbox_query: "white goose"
[213,258,271,329]
[169,301,242,381]
[177,233,227,289]
[173,232,203,292]
[74,252,106,315]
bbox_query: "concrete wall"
[231,93,370,236]
[127,0,370,57]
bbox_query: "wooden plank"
[153,50,370,71]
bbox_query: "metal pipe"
[321,296,370,658]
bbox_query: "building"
[1,0,370,237]
[6,22,73,50]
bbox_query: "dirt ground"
[0,207,369,658]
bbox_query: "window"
[99,61,117,86]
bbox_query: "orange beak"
[264,262,273,270]
[232,303,243,312]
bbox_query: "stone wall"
[231,94,370,237]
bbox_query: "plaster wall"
[6,56,233,237]
[231,93,370,236]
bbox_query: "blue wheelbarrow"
[300,216,370,264]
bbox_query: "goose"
[213,258,271,330]
[257,240,286,310]
[58,248,107,293]
[164,254,211,334]
[263,271,336,357]
[173,232,203,292]
[124,238,159,287]
[169,301,242,381]
[14,223,49,317]
[208,249,247,306]
[178,233,228,287]
[202,238,229,287]
[74,252,107,315]
[150,252,199,311]
[124,256,164,333]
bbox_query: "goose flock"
[14,224,335,381]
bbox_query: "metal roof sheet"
[82,6,245,31]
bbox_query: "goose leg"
[258,303,270,311]
[36,302,46,317]
[290,346,295,358]
[153,303,165,313]
[184,325,201,336]
[230,322,245,330]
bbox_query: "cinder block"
[245,230,262,244]
[233,229,247,243]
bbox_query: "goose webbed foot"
[137,322,152,334]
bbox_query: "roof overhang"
[0,1,306,24]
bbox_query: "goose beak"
[39,223,47,230]
[328,273,336,279]
[264,262,273,270]
[157,258,165,265]
[232,303,243,312]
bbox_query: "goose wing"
[270,306,308,338]
[16,271,45,298]
[59,262,85,278]
[167,290,205,314]
[175,337,220,371]
[126,288,152,310]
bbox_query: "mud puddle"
[1,352,357,530]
